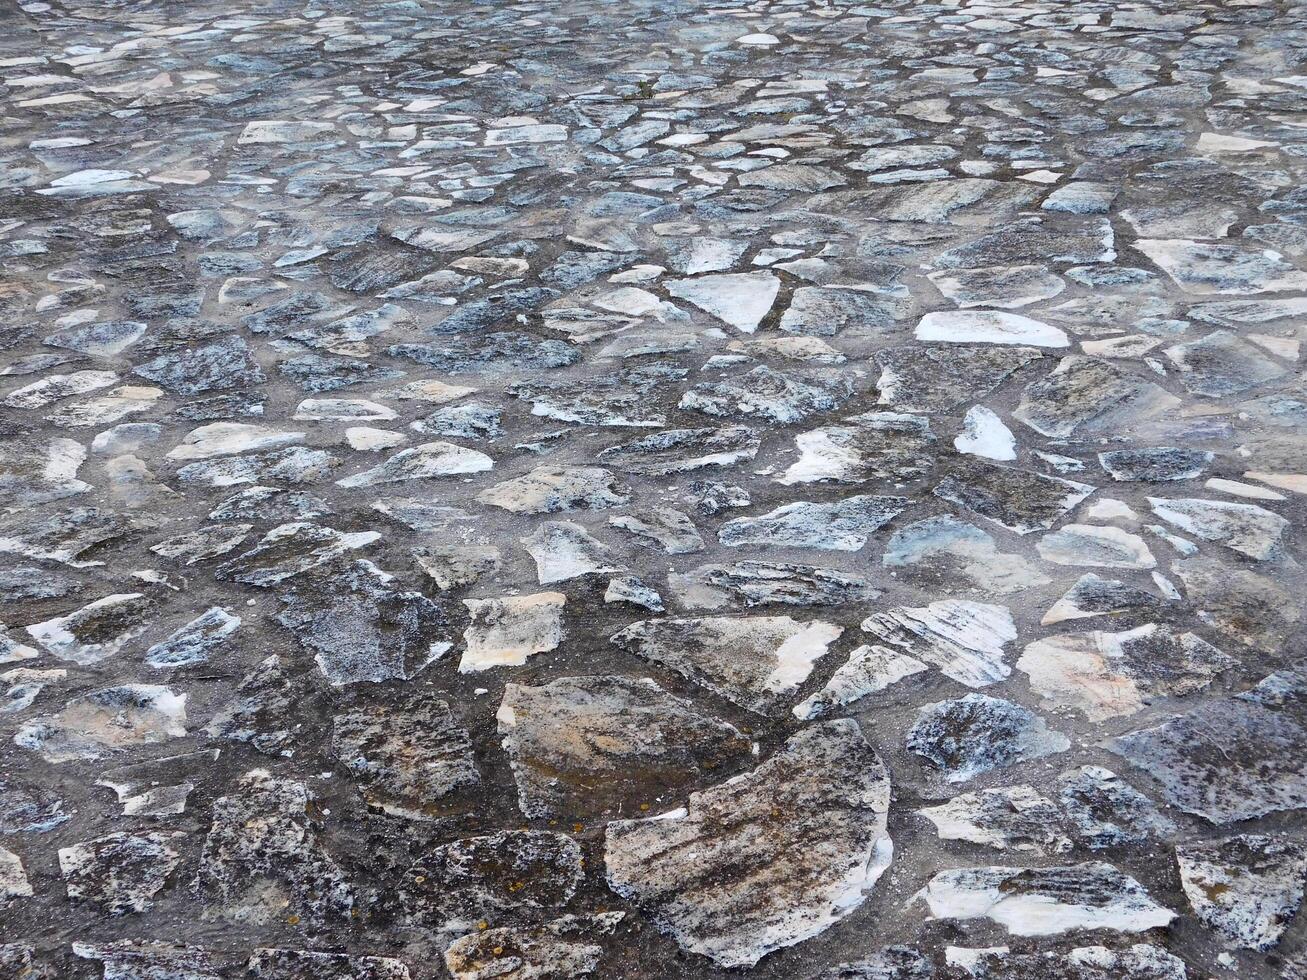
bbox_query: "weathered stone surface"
[1176,835,1307,950]
[907,694,1069,783]
[605,721,892,968]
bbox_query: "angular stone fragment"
[1176,835,1307,950]
[1014,356,1181,438]
[1165,330,1290,397]
[1057,766,1175,850]
[596,426,759,475]
[498,675,751,818]
[216,522,379,587]
[25,592,151,665]
[1135,239,1307,294]
[915,311,1068,348]
[874,346,1043,413]
[1108,670,1307,823]
[1,846,32,902]
[719,495,909,551]
[1173,557,1300,652]
[460,592,564,671]
[521,521,621,584]
[928,266,1065,309]
[780,413,935,485]
[814,946,934,980]
[401,831,583,929]
[204,656,303,756]
[196,769,353,924]
[97,750,218,817]
[15,685,186,763]
[780,286,904,337]
[862,600,1016,688]
[59,830,185,914]
[673,560,878,610]
[612,615,841,714]
[73,941,223,980]
[1099,447,1213,482]
[1036,524,1155,569]
[605,721,892,968]
[793,645,928,720]
[332,696,478,819]
[274,560,450,685]
[883,516,1049,594]
[413,544,500,589]
[681,365,851,425]
[1018,624,1234,721]
[919,786,1070,854]
[336,441,492,487]
[1041,574,1168,625]
[667,272,779,333]
[0,437,90,507]
[916,863,1173,936]
[609,507,704,554]
[1149,497,1289,561]
[953,945,1187,979]
[933,461,1094,535]
[247,948,411,980]
[477,466,628,513]
[907,694,1069,783]
[444,914,621,980]
[145,607,241,668]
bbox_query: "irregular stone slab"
[444,913,622,980]
[400,831,583,929]
[1058,766,1175,850]
[1018,624,1235,721]
[216,522,379,587]
[521,521,620,584]
[497,675,751,819]
[907,694,1069,783]
[26,592,151,665]
[332,696,478,819]
[667,272,779,333]
[814,946,934,980]
[954,406,1015,461]
[1099,447,1213,482]
[918,786,1070,854]
[247,948,411,980]
[1,846,31,902]
[933,461,1095,535]
[937,219,1115,268]
[390,332,579,375]
[874,345,1044,413]
[1014,356,1181,438]
[166,422,304,461]
[0,437,91,507]
[142,604,240,669]
[1036,524,1155,569]
[413,544,500,590]
[604,720,892,968]
[97,750,218,817]
[862,600,1016,688]
[476,466,629,513]
[916,863,1173,936]
[1165,330,1289,397]
[0,505,132,566]
[203,656,303,756]
[133,336,265,394]
[1173,556,1300,653]
[1135,239,1307,294]
[779,413,935,484]
[953,945,1187,979]
[275,560,450,685]
[673,560,878,610]
[883,516,1050,594]
[196,769,354,924]
[0,777,67,832]
[15,685,186,763]
[336,441,492,487]
[612,615,841,714]
[1042,574,1169,625]
[1108,669,1307,823]
[1176,835,1307,951]
[915,311,1068,348]
[596,426,759,475]
[1149,497,1289,561]
[72,941,223,980]
[460,592,565,671]
[928,266,1065,309]
[609,508,704,555]
[681,365,851,425]
[780,286,904,337]
[719,495,909,551]
[4,369,118,409]
[793,645,928,721]
[59,830,185,914]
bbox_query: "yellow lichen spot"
[492,946,505,956]
[477,920,489,931]
[572,822,583,832]
[413,875,426,884]
[286,914,301,926]
[639,802,650,811]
